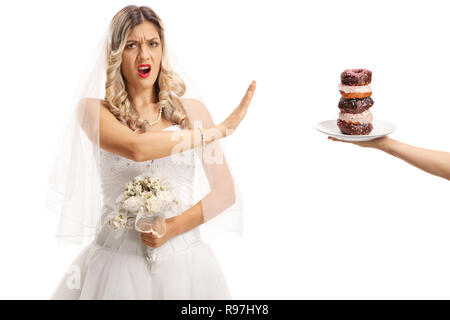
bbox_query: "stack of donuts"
[337,69,373,135]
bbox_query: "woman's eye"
[127,42,158,49]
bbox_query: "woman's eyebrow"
[126,37,159,43]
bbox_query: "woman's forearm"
[133,126,222,162]
[378,137,450,180]
[173,188,236,236]
[172,201,204,236]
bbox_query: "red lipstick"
[137,64,151,78]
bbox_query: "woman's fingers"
[232,81,256,125]
[244,80,257,101]
[219,81,256,136]
[141,230,169,246]
[142,240,158,248]
[328,136,371,148]
[141,232,151,239]
[328,136,344,142]
[141,235,159,248]
[239,81,256,109]
[141,232,158,240]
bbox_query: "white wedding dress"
[51,124,232,300]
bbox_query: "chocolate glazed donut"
[339,69,373,100]
[338,97,374,114]
[341,69,372,86]
[337,119,373,135]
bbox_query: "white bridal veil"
[45,23,244,245]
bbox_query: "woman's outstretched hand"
[328,135,390,150]
[217,81,256,137]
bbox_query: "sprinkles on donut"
[337,68,374,135]
[338,97,373,114]
[341,69,372,86]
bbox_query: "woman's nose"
[138,46,152,61]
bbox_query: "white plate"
[315,119,396,141]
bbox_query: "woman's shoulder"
[78,97,110,110]
[179,98,204,109]
[179,98,210,116]
[79,98,118,127]
[179,98,214,124]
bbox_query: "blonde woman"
[49,5,256,299]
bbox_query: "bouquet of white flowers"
[107,173,178,270]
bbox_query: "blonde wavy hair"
[103,5,191,132]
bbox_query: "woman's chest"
[99,149,196,182]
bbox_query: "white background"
[1,0,449,299]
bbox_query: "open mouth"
[137,64,151,78]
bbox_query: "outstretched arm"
[329,136,450,181]
[80,82,256,162]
